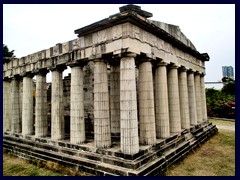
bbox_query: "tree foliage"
[222,78,235,95]
[206,84,235,119]
[3,44,15,58]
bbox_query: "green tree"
[221,78,235,95]
[206,87,235,119]
[3,44,15,58]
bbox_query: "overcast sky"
[3,4,235,89]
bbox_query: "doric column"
[194,72,203,123]
[51,66,65,140]
[11,77,21,133]
[187,70,197,126]
[3,80,11,132]
[70,65,85,144]
[35,70,48,137]
[138,59,156,145]
[22,74,34,135]
[155,62,170,138]
[167,64,181,133]
[178,67,190,129]
[110,63,120,135]
[120,53,139,155]
[94,59,111,148]
[201,73,208,121]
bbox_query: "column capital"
[200,72,206,77]
[156,61,168,67]
[187,69,195,74]
[179,66,188,72]
[169,63,179,69]
[68,61,86,68]
[194,71,201,75]
[93,58,108,63]
[108,58,120,66]
[3,77,11,82]
[36,68,49,76]
[50,64,67,72]
[121,52,137,58]
[12,74,22,81]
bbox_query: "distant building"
[222,66,234,79]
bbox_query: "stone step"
[3,139,130,176]
[3,122,218,176]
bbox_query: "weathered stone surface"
[51,69,65,140]
[138,60,156,145]
[120,54,139,155]
[35,73,48,137]
[94,60,111,148]
[110,64,120,134]
[178,67,190,129]
[201,74,208,121]
[11,78,21,133]
[167,64,181,133]
[155,62,170,138]
[194,72,203,123]
[3,80,11,132]
[22,76,34,135]
[187,71,198,126]
[70,66,85,144]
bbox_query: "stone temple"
[3,5,217,176]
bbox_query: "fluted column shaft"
[22,75,34,135]
[70,66,85,144]
[187,71,197,126]
[168,64,181,133]
[138,60,156,145]
[194,72,203,123]
[51,69,65,140]
[120,53,139,155]
[201,74,208,121]
[94,60,111,148]
[155,62,170,138]
[110,64,120,135]
[3,80,11,132]
[178,68,190,129]
[35,72,48,137]
[11,77,21,133]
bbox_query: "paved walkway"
[215,124,235,131]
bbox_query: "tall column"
[194,72,203,123]
[167,64,181,133]
[178,67,190,129]
[51,67,65,140]
[3,80,11,132]
[138,59,156,145]
[155,62,170,138]
[187,70,197,126]
[110,63,120,135]
[35,70,48,137]
[22,74,34,135]
[120,53,139,155]
[201,74,208,121]
[11,77,21,133]
[94,60,111,148]
[70,65,85,144]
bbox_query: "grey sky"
[3,4,235,89]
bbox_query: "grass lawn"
[166,120,235,176]
[3,153,90,176]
